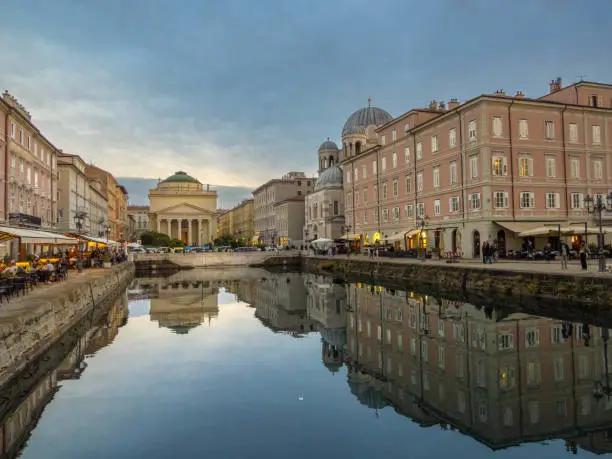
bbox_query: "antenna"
[577,73,586,82]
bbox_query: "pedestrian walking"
[560,242,569,271]
[579,242,588,271]
[544,243,552,264]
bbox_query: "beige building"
[127,205,150,240]
[218,209,233,237]
[274,195,305,247]
[57,153,108,237]
[253,171,315,245]
[232,199,254,244]
[148,171,218,245]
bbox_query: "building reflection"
[344,281,612,454]
[150,280,219,334]
[0,295,128,458]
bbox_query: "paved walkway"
[306,253,612,278]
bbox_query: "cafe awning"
[384,232,406,243]
[406,229,420,238]
[65,233,120,246]
[0,226,78,245]
[338,233,360,240]
[495,221,548,234]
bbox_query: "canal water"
[3,268,611,458]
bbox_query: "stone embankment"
[302,256,612,309]
[0,263,134,387]
[133,252,301,271]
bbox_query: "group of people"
[481,241,497,264]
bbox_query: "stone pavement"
[307,253,612,278]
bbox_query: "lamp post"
[345,225,352,254]
[74,212,86,273]
[584,193,612,272]
[105,224,111,242]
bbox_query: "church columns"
[187,219,192,245]
[157,218,161,233]
[196,220,201,246]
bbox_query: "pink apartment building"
[1,91,58,228]
[341,79,612,258]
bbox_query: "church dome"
[342,106,392,136]
[315,165,343,191]
[161,171,201,184]
[318,139,339,151]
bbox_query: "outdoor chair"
[0,279,11,304]
[11,277,27,297]
[25,272,38,291]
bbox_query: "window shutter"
[448,198,453,212]
[555,192,561,209]
[503,192,509,208]
[530,192,535,208]
[528,158,534,177]
[579,193,584,209]
[502,157,508,175]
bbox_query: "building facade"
[304,140,345,241]
[232,199,254,244]
[253,171,315,245]
[218,209,233,237]
[274,195,305,247]
[84,165,128,241]
[148,171,218,245]
[127,205,150,240]
[57,153,108,236]
[2,91,58,229]
[342,79,612,257]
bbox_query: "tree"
[168,238,185,248]
[140,231,171,247]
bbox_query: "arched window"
[355,142,361,155]
[329,156,334,166]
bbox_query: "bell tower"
[318,138,339,174]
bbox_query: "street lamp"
[73,212,86,273]
[104,224,111,242]
[584,193,612,272]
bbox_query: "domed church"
[304,100,392,242]
[304,139,345,241]
[148,171,218,246]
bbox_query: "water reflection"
[0,295,128,459]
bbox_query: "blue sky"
[1,0,611,187]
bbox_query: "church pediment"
[155,202,214,215]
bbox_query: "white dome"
[315,165,343,191]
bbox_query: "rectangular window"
[470,156,478,179]
[363,210,368,224]
[493,191,509,208]
[10,121,15,138]
[404,204,413,217]
[593,159,603,180]
[393,179,398,197]
[525,329,540,348]
[469,193,481,210]
[431,135,439,153]
[551,325,564,344]
[519,156,533,177]
[449,162,457,185]
[593,125,601,145]
[404,147,410,163]
[546,192,560,209]
[416,173,423,192]
[546,157,556,178]
[499,333,514,350]
[333,200,339,215]
[433,199,440,216]
[545,121,555,139]
[392,152,397,168]
[569,123,578,143]
[392,129,397,141]
[26,135,31,151]
[492,116,503,136]
[526,361,541,386]
[438,345,445,369]
[416,203,425,218]
[346,171,351,184]
[468,120,477,141]
[381,135,386,146]
[372,160,377,174]
[363,187,367,202]
[449,196,460,213]
[10,154,15,169]
[382,183,388,199]
[491,154,507,176]
[416,142,422,160]
[519,119,529,139]
[571,192,583,209]
[449,128,456,147]
[355,190,359,205]
[520,192,535,208]
[393,206,400,221]
[382,208,389,222]
[405,175,411,193]
[433,167,440,188]
[19,129,23,144]
[381,157,387,171]
[362,165,366,178]
[569,157,580,179]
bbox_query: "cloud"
[0,29,316,187]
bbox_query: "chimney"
[438,101,446,111]
[549,77,562,93]
[515,90,525,98]
[493,89,506,96]
[428,100,437,110]
[447,98,460,110]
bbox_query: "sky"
[1,0,611,188]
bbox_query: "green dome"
[162,171,200,184]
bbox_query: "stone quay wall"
[133,251,302,269]
[0,263,134,387]
[302,256,612,309]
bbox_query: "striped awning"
[65,233,115,245]
[0,226,78,245]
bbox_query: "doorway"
[496,230,506,257]
[473,231,481,258]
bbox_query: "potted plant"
[103,253,112,268]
